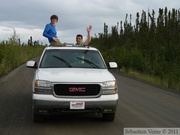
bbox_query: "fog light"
[104,109,113,112]
[39,110,48,113]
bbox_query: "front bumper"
[33,94,118,115]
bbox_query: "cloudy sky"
[0,0,179,44]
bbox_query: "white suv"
[26,46,118,122]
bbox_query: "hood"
[35,68,115,83]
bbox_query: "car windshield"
[39,49,106,69]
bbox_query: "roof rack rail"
[49,43,92,48]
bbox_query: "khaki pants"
[50,39,63,46]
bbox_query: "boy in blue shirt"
[43,15,62,46]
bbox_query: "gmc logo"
[69,87,86,92]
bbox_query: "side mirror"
[26,61,37,69]
[108,62,118,69]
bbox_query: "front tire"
[102,113,115,121]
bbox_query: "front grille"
[54,84,101,96]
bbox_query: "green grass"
[119,68,180,91]
[0,44,45,77]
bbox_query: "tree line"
[92,7,180,90]
[0,29,45,77]
[0,29,43,46]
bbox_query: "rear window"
[39,49,106,69]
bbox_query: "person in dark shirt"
[43,15,62,46]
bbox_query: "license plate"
[70,102,85,109]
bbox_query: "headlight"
[34,80,52,94]
[102,81,117,95]
[102,81,116,88]
[35,80,52,87]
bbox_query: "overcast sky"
[0,0,179,44]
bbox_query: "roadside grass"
[0,44,45,77]
[119,68,180,91]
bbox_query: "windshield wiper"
[52,55,72,67]
[76,57,99,68]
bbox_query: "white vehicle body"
[27,46,118,122]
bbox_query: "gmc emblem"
[69,87,86,92]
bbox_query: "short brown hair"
[50,15,58,21]
[76,34,83,39]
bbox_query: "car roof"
[45,46,98,51]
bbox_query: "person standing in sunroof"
[75,25,92,47]
[43,15,62,46]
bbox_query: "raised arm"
[83,25,92,46]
